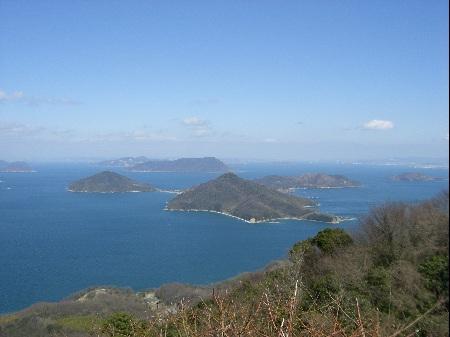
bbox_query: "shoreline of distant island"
[164,207,352,224]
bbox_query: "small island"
[68,171,156,193]
[0,161,34,173]
[391,172,440,182]
[130,157,229,172]
[98,156,149,167]
[255,173,360,191]
[167,173,340,223]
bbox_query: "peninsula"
[130,157,229,172]
[255,173,360,190]
[167,173,340,223]
[68,171,155,193]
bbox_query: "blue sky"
[0,1,448,161]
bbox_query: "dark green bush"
[102,312,145,337]
[419,254,449,296]
[366,266,391,311]
[311,228,353,254]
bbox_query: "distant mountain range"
[167,173,340,223]
[0,161,34,173]
[130,157,229,172]
[68,171,156,193]
[255,173,361,190]
[391,172,443,182]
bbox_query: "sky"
[0,1,448,162]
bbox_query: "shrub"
[102,312,147,337]
[419,254,449,296]
[311,228,353,254]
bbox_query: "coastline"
[66,188,181,194]
[164,207,351,224]
[67,189,154,193]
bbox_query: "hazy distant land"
[255,173,361,191]
[98,156,149,168]
[391,172,444,182]
[0,161,34,173]
[129,157,229,172]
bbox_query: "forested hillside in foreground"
[1,192,448,337]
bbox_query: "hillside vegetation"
[0,192,448,337]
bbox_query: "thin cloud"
[182,116,213,137]
[0,122,45,135]
[84,129,177,143]
[0,89,80,106]
[0,90,24,102]
[182,116,209,127]
[362,119,394,130]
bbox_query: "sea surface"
[0,162,448,314]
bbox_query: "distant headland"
[68,171,156,193]
[166,172,341,223]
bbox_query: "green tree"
[311,228,353,254]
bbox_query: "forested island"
[130,157,229,172]
[255,173,360,191]
[68,171,155,193]
[167,172,339,223]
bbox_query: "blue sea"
[0,162,448,314]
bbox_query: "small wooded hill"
[167,172,338,222]
[68,171,155,193]
[130,157,229,172]
[255,173,361,190]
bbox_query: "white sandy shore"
[165,207,353,224]
[67,189,152,193]
[67,188,181,194]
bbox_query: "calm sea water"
[0,163,448,314]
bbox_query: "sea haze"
[0,163,448,313]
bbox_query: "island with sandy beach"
[166,172,341,223]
